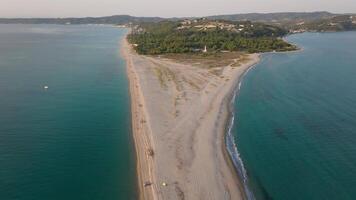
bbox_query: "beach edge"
[121,36,156,200]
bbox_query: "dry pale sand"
[122,38,260,200]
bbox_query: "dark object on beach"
[144,181,152,187]
[147,148,154,156]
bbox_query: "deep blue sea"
[233,32,356,200]
[0,24,136,200]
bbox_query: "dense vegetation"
[127,20,296,55]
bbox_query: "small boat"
[44,86,49,89]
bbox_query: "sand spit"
[122,38,260,200]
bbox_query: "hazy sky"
[0,0,355,18]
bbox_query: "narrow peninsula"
[123,19,296,200]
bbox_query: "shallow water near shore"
[233,32,356,200]
[0,24,136,199]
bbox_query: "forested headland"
[127,19,297,55]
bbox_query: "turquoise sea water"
[233,32,356,200]
[0,25,136,200]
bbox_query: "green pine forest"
[127,20,297,55]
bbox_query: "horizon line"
[1,10,354,20]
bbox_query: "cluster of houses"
[290,29,307,34]
[131,25,145,34]
[289,21,306,34]
[177,18,251,33]
[351,16,356,24]
[116,24,129,28]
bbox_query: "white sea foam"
[225,64,257,200]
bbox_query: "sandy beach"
[122,38,260,200]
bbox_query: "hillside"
[208,12,336,23]
[291,15,356,32]
[208,12,356,32]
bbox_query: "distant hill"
[293,15,356,32]
[0,12,338,25]
[207,12,356,32]
[207,12,336,23]
[1,12,355,32]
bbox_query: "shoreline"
[224,61,259,200]
[224,47,302,200]
[218,62,260,200]
[121,37,157,200]
[122,34,260,199]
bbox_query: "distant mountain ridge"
[207,11,336,22]
[1,12,355,32]
[0,12,341,25]
[207,12,356,32]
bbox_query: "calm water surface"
[233,32,356,200]
[0,24,136,200]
